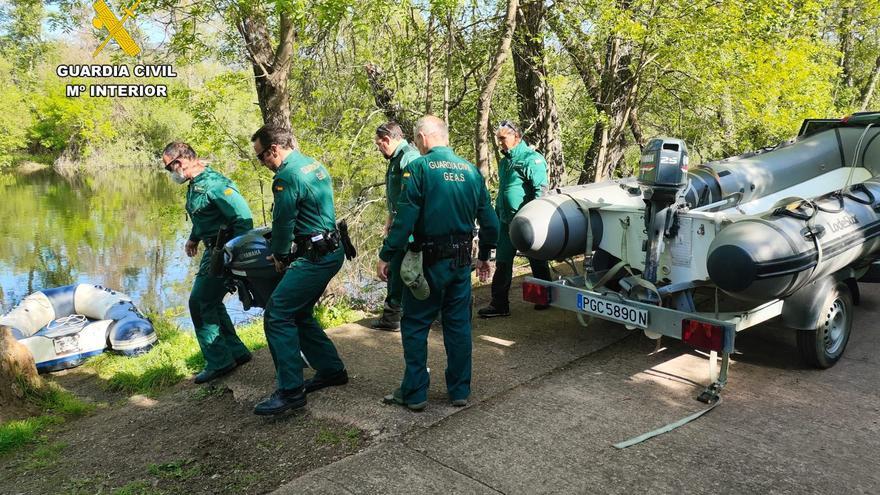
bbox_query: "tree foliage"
[0,0,879,278]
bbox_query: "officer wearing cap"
[478,120,551,318]
[251,125,349,416]
[161,142,255,384]
[377,115,499,411]
[372,122,421,331]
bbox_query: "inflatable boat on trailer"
[510,111,880,402]
[0,284,157,372]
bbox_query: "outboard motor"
[223,227,282,310]
[637,138,689,290]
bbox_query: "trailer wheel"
[796,282,852,369]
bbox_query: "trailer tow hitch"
[697,351,730,404]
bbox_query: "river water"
[0,166,262,326]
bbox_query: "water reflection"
[0,167,262,326]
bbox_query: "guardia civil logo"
[92,0,142,57]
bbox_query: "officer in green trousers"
[372,121,422,331]
[250,126,349,416]
[377,115,499,411]
[161,142,254,384]
[478,120,552,318]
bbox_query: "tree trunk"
[443,10,453,123]
[576,34,634,184]
[579,118,627,184]
[860,54,880,111]
[365,63,415,140]
[0,326,41,415]
[629,106,645,150]
[474,0,519,178]
[512,0,565,188]
[839,6,854,90]
[425,15,434,115]
[718,87,737,156]
[234,3,298,148]
[548,1,644,184]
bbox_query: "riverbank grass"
[86,301,360,397]
[0,381,93,455]
[85,313,267,396]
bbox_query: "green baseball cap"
[400,250,430,300]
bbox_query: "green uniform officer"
[162,142,254,384]
[377,115,499,411]
[372,122,421,331]
[478,121,551,318]
[250,125,349,416]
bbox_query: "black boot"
[304,369,349,393]
[372,302,401,331]
[253,388,307,415]
[194,363,236,384]
[477,303,510,318]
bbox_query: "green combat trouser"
[491,221,551,309]
[189,252,251,371]
[263,248,346,391]
[399,259,473,404]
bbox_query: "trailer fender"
[781,271,859,330]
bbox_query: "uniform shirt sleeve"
[379,161,424,262]
[270,177,299,256]
[209,186,254,237]
[387,148,422,216]
[476,179,500,261]
[400,148,420,171]
[524,154,549,200]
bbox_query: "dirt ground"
[0,371,368,495]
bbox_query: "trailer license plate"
[53,335,80,355]
[577,294,649,329]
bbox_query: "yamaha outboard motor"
[637,138,689,292]
[223,227,282,310]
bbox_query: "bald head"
[413,115,449,154]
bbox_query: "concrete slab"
[222,272,628,439]
[272,443,501,495]
[275,283,880,494]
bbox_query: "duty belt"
[413,233,474,267]
[290,229,341,261]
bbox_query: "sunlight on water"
[0,167,261,327]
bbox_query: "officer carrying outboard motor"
[241,125,357,416]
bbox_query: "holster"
[208,226,233,277]
[337,220,357,260]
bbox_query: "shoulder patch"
[403,172,411,178]
[223,188,234,196]
[274,185,284,191]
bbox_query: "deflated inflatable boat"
[0,284,157,372]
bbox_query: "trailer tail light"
[681,319,724,352]
[522,281,551,306]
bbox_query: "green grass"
[22,442,68,470]
[315,299,359,328]
[112,480,165,495]
[0,416,62,455]
[85,301,360,397]
[147,459,201,480]
[0,380,93,456]
[316,426,362,448]
[85,313,267,396]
